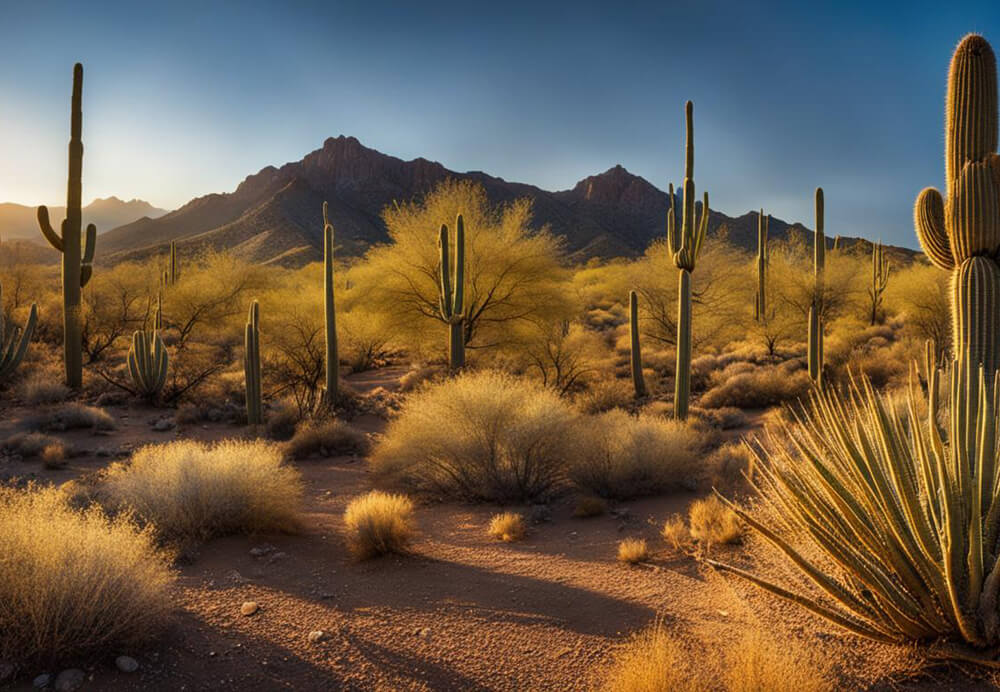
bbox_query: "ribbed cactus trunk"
[168,241,178,285]
[244,300,263,426]
[126,329,168,399]
[754,210,769,323]
[668,102,709,421]
[438,215,466,371]
[628,290,646,398]
[869,241,890,325]
[808,188,825,387]
[322,202,338,404]
[37,63,96,389]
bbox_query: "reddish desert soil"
[1,368,998,691]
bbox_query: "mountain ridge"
[0,197,167,242]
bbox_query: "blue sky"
[0,0,998,248]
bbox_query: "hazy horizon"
[2,0,999,249]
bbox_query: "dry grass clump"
[692,405,748,430]
[617,537,650,564]
[103,440,303,541]
[284,418,369,459]
[398,363,445,392]
[41,441,69,469]
[707,442,757,490]
[699,361,810,409]
[371,370,578,502]
[0,485,174,665]
[343,490,416,559]
[576,378,634,414]
[265,400,300,441]
[30,402,115,432]
[723,628,833,692]
[604,621,696,692]
[573,495,608,518]
[569,411,708,500]
[487,512,526,542]
[3,431,64,458]
[688,495,742,546]
[661,515,692,553]
[20,374,70,406]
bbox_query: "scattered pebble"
[115,655,139,673]
[249,544,276,559]
[240,601,259,616]
[419,627,431,639]
[152,418,176,432]
[33,673,51,688]
[54,668,85,691]
[307,630,327,643]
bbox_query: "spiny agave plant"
[667,101,709,421]
[126,329,168,399]
[711,33,1000,662]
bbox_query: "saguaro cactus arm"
[915,188,953,270]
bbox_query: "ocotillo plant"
[868,241,891,325]
[0,282,38,383]
[319,202,338,408]
[126,329,168,399]
[667,102,709,420]
[807,188,825,387]
[37,63,96,389]
[754,210,769,323]
[438,215,466,371]
[628,290,646,398]
[244,300,263,426]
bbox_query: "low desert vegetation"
[3,431,64,458]
[573,494,608,518]
[28,402,116,431]
[487,512,526,542]
[103,440,303,541]
[284,418,369,459]
[604,621,697,692]
[19,374,69,405]
[343,490,416,559]
[0,485,174,665]
[688,495,742,546]
[617,538,650,565]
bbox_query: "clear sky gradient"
[1,0,998,248]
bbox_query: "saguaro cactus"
[915,34,1000,379]
[754,210,769,322]
[244,300,263,426]
[868,241,891,325]
[668,101,709,421]
[0,282,38,382]
[319,202,339,407]
[808,188,825,387]
[628,290,646,398]
[126,329,168,399]
[438,214,466,371]
[37,63,96,389]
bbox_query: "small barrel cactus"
[127,329,168,399]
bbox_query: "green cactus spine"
[438,214,466,371]
[37,63,96,389]
[869,241,891,325]
[754,209,769,322]
[244,300,263,426]
[628,290,646,398]
[668,101,709,421]
[0,282,38,382]
[126,329,168,399]
[320,202,339,406]
[808,188,825,386]
[915,34,1000,380]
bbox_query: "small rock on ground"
[115,655,139,673]
[33,673,51,688]
[307,630,327,643]
[54,668,86,691]
[241,601,259,616]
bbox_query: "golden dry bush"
[343,490,416,559]
[617,538,649,565]
[41,441,68,469]
[103,440,303,541]
[284,419,369,459]
[723,628,833,692]
[0,485,174,665]
[661,515,691,552]
[688,495,741,546]
[603,621,697,692]
[573,495,608,518]
[487,512,526,542]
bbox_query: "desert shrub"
[30,403,115,431]
[724,629,833,692]
[343,490,415,559]
[0,485,174,665]
[576,378,633,414]
[398,363,446,392]
[371,370,578,502]
[103,440,303,541]
[265,400,300,441]
[487,512,526,542]
[604,621,696,692]
[708,442,756,489]
[661,515,692,552]
[692,405,747,430]
[3,431,63,458]
[41,442,69,469]
[284,419,369,459]
[573,495,608,518]
[699,361,810,409]
[617,537,650,564]
[568,411,707,500]
[20,375,70,406]
[688,495,741,546]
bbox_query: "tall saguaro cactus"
[0,282,38,383]
[754,210,769,322]
[868,241,891,325]
[628,290,646,398]
[668,101,709,421]
[915,34,1000,380]
[244,300,263,426]
[320,202,339,407]
[37,63,96,389]
[438,215,466,371]
[808,188,825,387]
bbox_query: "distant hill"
[0,197,167,242]
[54,135,912,267]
